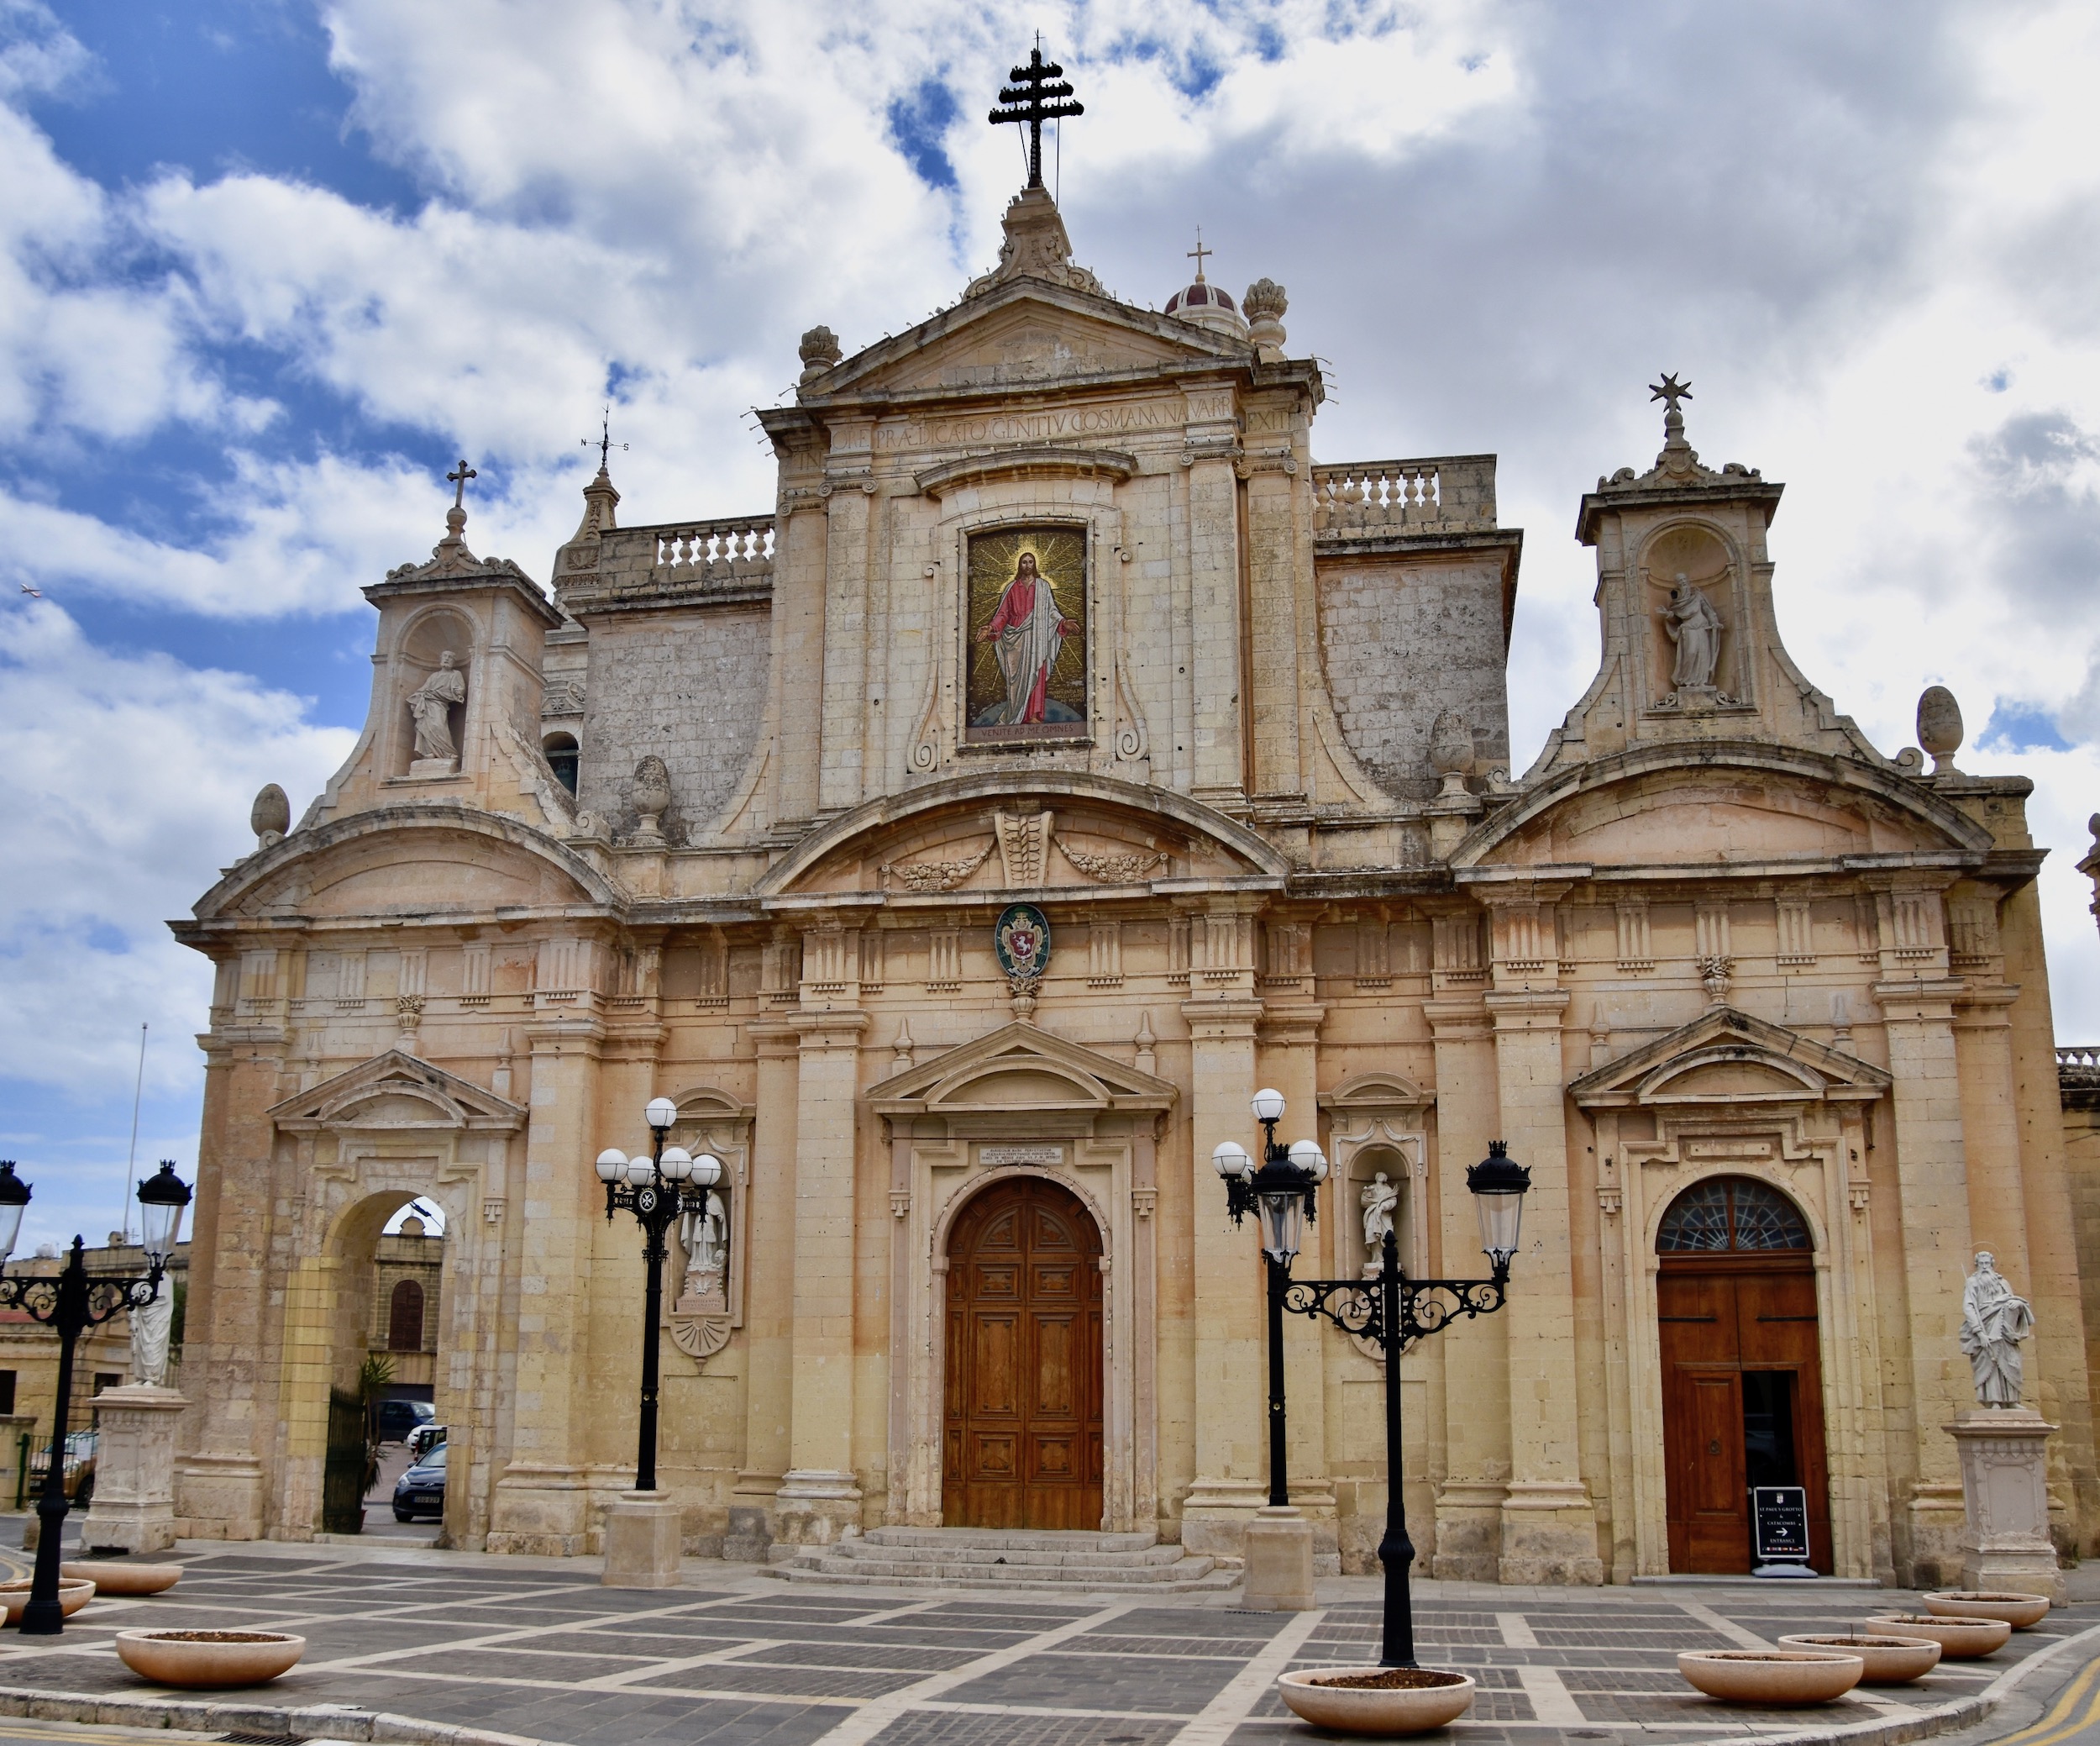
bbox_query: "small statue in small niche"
[408,651,467,761]
[1662,575,1725,692]
[1361,1172,1399,1257]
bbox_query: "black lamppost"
[0,1157,192,1637]
[1212,1089,1329,1507]
[594,1099,721,1492]
[1276,1142,1532,1667]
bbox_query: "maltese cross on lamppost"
[990,44,1084,191]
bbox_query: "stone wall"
[575,607,770,838]
[1315,552,1509,799]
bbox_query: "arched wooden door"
[943,1176,1104,1529]
[1658,1176,1832,1574]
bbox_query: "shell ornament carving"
[669,1313,732,1366]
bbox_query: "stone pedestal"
[79,1384,189,1554]
[1945,1409,2065,1603]
[601,1491,685,1588]
[772,1469,863,1547]
[408,757,459,778]
[1240,1504,1318,1612]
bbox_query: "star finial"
[1649,374,1693,414]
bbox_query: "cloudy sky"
[3,0,2098,1251]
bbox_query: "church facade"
[171,171,2095,1587]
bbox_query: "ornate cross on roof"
[1187,230,1212,280]
[1649,374,1693,414]
[446,458,477,509]
[583,408,627,472]
[989,45,1084,192]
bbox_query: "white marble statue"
[1662,575,1725,691]
[680,1195,727,1301]
[1960,1250,2034,1407]
[407,651,467,761]
[1360,1172,1399,1254]
[129,1286,174,1387]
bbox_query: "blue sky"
[5,0,2100,1251]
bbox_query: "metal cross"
[989,45,1084,191]
[446,459,477,508]
[584,408,627,471]
[1649,373,1693,413]
[1187,230,1212,278]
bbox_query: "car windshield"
[421,1444,446,1470]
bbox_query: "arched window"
[387,1278,426,1351]
[1656,1176,1810,1253]
[543,734,580,796]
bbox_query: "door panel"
[944,1176,1105,1529]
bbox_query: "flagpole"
[119,1023,146,1244]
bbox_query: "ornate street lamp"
[595,1098,722,1492]
[1213,1088,1328,1508]
[1279,1141,1531,1667]
[0,1157,192,1636]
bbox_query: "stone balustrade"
[642,515,775,580]
[1312,455,1498,536]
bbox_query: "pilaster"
[1185,443,1246,805]
[817,422,875,813]
[730,1020,800,1559]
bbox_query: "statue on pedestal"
[1960,1250,2034,1407]
[1360,1173,1399,1275]
[129,1287,174,1387]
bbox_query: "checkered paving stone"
[0,1552,2087,1746]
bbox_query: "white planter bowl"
[62,1561,181,1596]
[1777,1634,1942,1684]
[1865,1613,2012,1657]
[1278,1667,1476,1734]
[0,1579,94,1623]
[114,1629,306,1689]
[1677,1649,1864,1704]
[1922,1591,2051,1628]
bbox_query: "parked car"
[27,1429,97,1504]
[405,1423,446,1464]
[392,1440,446,1522]
[372,1398,434,1444]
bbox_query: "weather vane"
[990,44,1084,192]
[1649,374,1693,414]
[446,458,477,509]
[584,407,627,471]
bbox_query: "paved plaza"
[0,1544,2091,1746]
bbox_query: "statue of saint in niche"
[408,650,467,761]
[966,527,1087,740]
[1662,575,1725,692]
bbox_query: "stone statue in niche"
[1662,576,1725,692]
[679,1193,727,1307]
[407,651,467,765]
[1960,1249,2034,1407]
[1360,1172,1399,1268]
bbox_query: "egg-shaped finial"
[250,782,291,849]
[1916,685,1963,774]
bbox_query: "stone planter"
[0,1579,93,1623]
[62,1561,181,1596]
[1278,1667,1476,1733]
[1777,1634,1942,1684]
[1922,1591,2050,1628]
[1865,1613,2012,1658]
[114,1629,306,1688]
[1677,1649,1863,1704]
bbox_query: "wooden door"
[943,1176,1104,1529]
[1659,1258,1831,1573]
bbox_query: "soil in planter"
[1311,1670,1469,1690]
[141,1632,295,1643]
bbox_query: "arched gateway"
[942,1177,1104,1529]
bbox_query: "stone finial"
[963,186,1105,300]
[799,325,843,384]
[1244,278,1288,359]
[1917,685,1964,774]
[631,755,672,844]
[1428,709,1476,797]
[250,782,291,849]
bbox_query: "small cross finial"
[583,408,627,472]
[1187,229,1212,280]
[989,43,1084,192]
[1649,374,1693,415]
[446,459,477,509]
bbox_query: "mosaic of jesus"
[966,526,1088,740]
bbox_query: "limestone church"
[170,82,2095,1588]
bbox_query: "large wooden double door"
[943,1177,1105,1530]
[1660,1257,1832,1573]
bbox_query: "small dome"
[1164,274,1248,339]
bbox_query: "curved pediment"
[270,1049,526,1133]
[197,806,618,923]
[869,1020,1177,1127]
[1453,743,1992,874]
[1570,1007,1890,1110]
[758,770,1289,900]
[1318,1070,1431,1113]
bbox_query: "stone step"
[861,1527,1158,1553]
[831,1540,1187,1569]
[778,1559,1233,1593]
[813,1553,1215,1584]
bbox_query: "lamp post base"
[1240,1504,1318,1612]
[601,1491,684,1588]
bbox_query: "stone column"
[1180,994,1267,1559]
[728,1021,800,1559]
[1876,974,1978,1585]
[774,1006,869,1545]
[81,1383,189,1554]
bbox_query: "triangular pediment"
[1569,1007,1889,1109]
[270,1049,526,1133]
[869,1021,1177,1117]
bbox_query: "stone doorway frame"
[867,1021,1176,1534]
